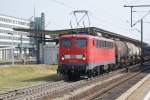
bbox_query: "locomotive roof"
[60,34,114,42]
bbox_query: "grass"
[0,64,62,93]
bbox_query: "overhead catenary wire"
[124,0,142,5]
[49,0,124,25]
[91,14,132,34]
[132,10,150,26]
[130,0,142,4]
[49,0,139,34]
[50,0,75,10]
[133,10,150,12]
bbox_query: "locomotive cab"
[58,34,89,79]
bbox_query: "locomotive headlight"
[61,56,65,60]
[82,57,86,60]
[82,55,86,60]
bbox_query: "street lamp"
[8,32,14,65]
[20,34,23,60]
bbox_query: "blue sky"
[0,0,150,44]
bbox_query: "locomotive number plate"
[64,55,83,59]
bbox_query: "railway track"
[44,63,145,100]
[68,63,150,100]
[0,81,65,100]
[0,78,88,100]
[0,62,149,100]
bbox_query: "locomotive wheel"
[66,71,74,81]
[92,70,96,77]
[108,64,112,72]
[100,66,104,75]
[87,70,92,78]
[110,64,115,71]
[97,66,101,75]
[94,68,98,76]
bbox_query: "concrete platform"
[116,74,150,100]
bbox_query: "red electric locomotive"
[57,33,115,79]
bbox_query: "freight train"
[57,33,142,80]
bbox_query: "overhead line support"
[124,4,150,66]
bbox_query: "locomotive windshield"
[76,38,87,47]
[62,38,71,47]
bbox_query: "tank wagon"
[115,41,141,66]
[57,34,141,80]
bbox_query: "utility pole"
[124,5,150,27]
[20,34,24,62]
[124,4,150,66]
[141,19,143,65]
[131,7,133,27]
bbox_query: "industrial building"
[0,12,59,64]
[0,14,33,62]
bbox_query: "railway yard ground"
[0,62,150,100]
[52,62,150,100]
[0,64,62,93]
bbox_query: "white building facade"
[0,14,33,61]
